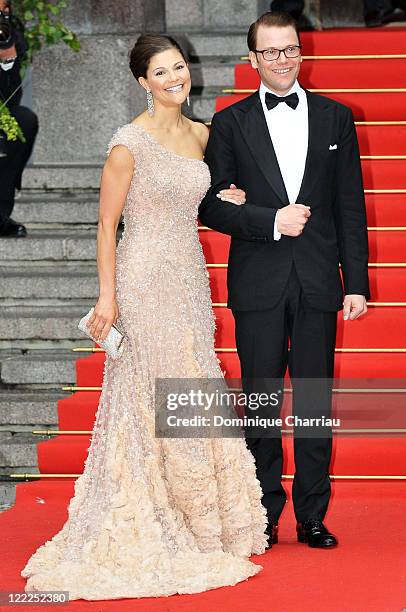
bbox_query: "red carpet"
[294,27,406,55]
[357,126,406,156]
[1,480,405,612]
[2,26,405,610]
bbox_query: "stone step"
[186,32,248,59]
[189,86,226,121]
[0,264,98,300]
[0,481,18,509]
[0,349,77,387]
[0,305,93,341]
[189,61,236,88]
[13,191,99,225]
[191,91,218,123]
[0,432,46,467]
[23,164,102,191]
[0,229,98,262]
[0,339,96,352]
[0,391,62,426]
[0,390,67,504]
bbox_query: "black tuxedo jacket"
[198,89,371,312]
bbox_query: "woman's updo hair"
[129,34,188,81]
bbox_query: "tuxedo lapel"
[296,90,331,203]
[231,93,289,205]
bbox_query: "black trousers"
[232,263,337,523]
[0,105,38,224]
[270,0,305,17]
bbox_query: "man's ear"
[248,50,258,70]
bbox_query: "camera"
[0,7,15,51]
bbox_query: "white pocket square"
[329,144,338,150]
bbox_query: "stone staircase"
[0,191,102,509]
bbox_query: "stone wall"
[166,0,258,31]
[30,0,165,165]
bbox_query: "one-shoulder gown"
[21,123,268,600]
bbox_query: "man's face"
[249,25,302,96]
[0,2,10,13]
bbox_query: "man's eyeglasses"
[254,45,302,61]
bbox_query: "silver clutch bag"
[78,307,127,359]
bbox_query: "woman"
[21,34,268,600]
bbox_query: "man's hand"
[0,44,17,61]
[343,295,367,320]
[276,203,311,237]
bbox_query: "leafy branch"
[12,0,81,66]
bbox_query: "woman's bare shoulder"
[129,112,149,125]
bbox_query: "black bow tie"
[265,91,299,110]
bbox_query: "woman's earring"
[146,90,154,116]
[186,95,190,107]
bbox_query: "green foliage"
[0,2,80,141]
[0,105,26,142]
[12,0,81,65]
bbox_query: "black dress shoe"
[0,218,27,237]
[297,519,337,548]
[265,522,279,549]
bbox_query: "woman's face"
[140,47,191,109]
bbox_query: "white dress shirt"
[259,80,308,240]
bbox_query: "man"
[199,11,369,549]
[0,0,38,237]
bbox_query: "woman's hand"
[216,183,246,205]
[86,298,119,343]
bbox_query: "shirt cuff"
[273,212,281,240]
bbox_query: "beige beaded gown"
[21,123,268,600]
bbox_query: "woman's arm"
[86,145,134,342]
[196,121,246,205]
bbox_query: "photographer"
[0,0,38,237]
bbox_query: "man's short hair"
[247,11,301,52]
